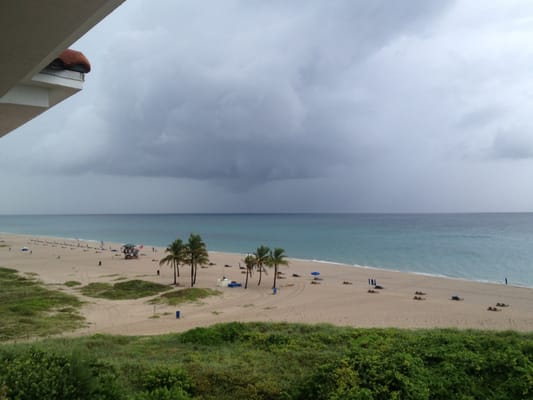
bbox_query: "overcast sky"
[2,0,533,214]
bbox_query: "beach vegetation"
[0,323,532,399]
[267,247,288,290]
[149,288,221,306]
[80,280,170,300]
[64,280,82,287]
[254,245,270,286]
[159,238,187,286]
[0,267,84,341]
[185,234,209,287]
[0,348,123,399]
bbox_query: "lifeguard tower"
[121,244,139,259]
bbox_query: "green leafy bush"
[178,322,251,345]
[142,366,193,393]
[0,349,124,400]
[133,386,191,400]
[0,324,532,399]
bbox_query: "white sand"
[2,233,533,336]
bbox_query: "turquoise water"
[1,213,533,287]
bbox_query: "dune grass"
[64,280,82,287]
[1,322,532,399]
[80,279,170,300]
[149,288,221,306]
[0,267,84,341]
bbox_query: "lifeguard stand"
[121,244,139,259]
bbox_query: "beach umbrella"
[311,271,320,276]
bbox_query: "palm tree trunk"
[190,258,195,287]
[273,264,278,289]
[258,264,262,286]
[173,260,177,285]
[193,262,198,285]
[245,268,249,289]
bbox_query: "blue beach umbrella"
[311,271,320,276]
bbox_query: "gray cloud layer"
[3,1,452,180]
[2,0,533,213]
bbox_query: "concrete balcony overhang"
[0,0,125,138]
[0,68,84,137]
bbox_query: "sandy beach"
[1,232,533,335]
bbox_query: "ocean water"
[1,213,533,287]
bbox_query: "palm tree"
[254,245,270,286]
[243,254,256,289]
[186,233,209,287]
[268,248,288,290]
[159,238,186,285]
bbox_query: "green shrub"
[0,349,124,400]
[178,322,250,345]
[0,323,532,399]
[133,386,191,400]
[142,365,193,393]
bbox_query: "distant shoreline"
[1,212,532,287]
[1,232,533,334]
[3,230,524,289]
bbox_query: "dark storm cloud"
[5,0,533,214]
[4,0,454,186]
